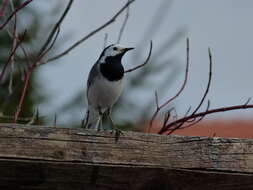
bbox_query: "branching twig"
[0,31,26,82]
[244,97,251,106]
[124,41,153,73]
[149,38,189,128]
[0,0,33,30]
[36,26,60,64]
[159,47,212,134]
[12,1,68,121]
[159,101,253,134]
[5,28,31,67]
[45,0,135,64]
[191,48,212,115]
[167,100,211,135]
[37,0,73,57]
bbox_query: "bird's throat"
[100,56,124,81]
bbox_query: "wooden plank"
[0,123,252,189]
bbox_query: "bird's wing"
[87,62,100,95]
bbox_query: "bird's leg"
[106,108,123,140]
[82,110,89,128]
[97,106,103,131]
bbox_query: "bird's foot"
[110,128,123,142]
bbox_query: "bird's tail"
[84,106,100,130]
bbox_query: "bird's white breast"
[87,76,123,111]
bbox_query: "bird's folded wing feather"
[87,62,100,93]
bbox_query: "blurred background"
[1,0,253,132]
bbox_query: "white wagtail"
[84,44,134,133]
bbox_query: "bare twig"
[12,1,66,120]
[8,0,17,94]
[45,0,135,64]
[166,100,211,135]
[159,47,212,134]
[191,47,212,115]
[14,68,32,122]
[124,41,153,73]
[168,106,192,131]
[149,38,189,128]
[11,0,73,121]
[38,0,73,57]
[117,0,130,43]
[5,28,31,66]
[0,31,26,82]
[36,26,60,64]
[244,97,251,106]
[159,102,253,134]
[0,0,33,30]
[184,100,210,129]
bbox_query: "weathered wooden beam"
[0,123,252,190]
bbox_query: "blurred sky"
[38,0,253,123]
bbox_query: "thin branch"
[162,107,176,129]
[124,41,153,73]
[0,0,33,30]
[14,68,32,122]
[244,97,251,106]
[117,0,130,43]
[0,31,26,82]
[149,38,189,127]
[37,0,73,57]
[159,102,253,134]
[191,47,212,115]
[167,100,211,135]
[8,0,17,94]
[5,28,31,66]
[45,0,135,64]
[160,47,212,134]
[184,100,210,129]
[170,106,192,130]
[36,26,60,65]
[162,111,171,129]
[12,0,72,121]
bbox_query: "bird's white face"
[99,44,134,63]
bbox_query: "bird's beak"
[123,47,135,52]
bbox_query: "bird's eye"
[113,47,117,51]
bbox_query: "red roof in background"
[146,120,253,139]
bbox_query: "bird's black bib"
[100,55,124,81]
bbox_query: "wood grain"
[0,123,252,190]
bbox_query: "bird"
[84,44,134,133]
